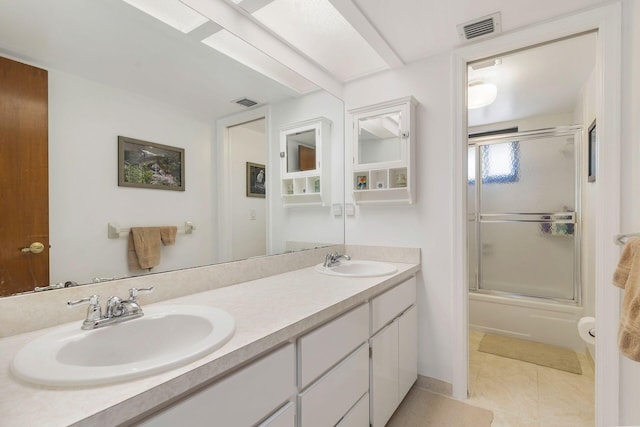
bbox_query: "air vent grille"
[464,18,494,39]
[234,98,258,108]
[457,12,502,42]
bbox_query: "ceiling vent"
[233,97,259,108]
[457,12,502,42]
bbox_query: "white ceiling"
[351,0,607,63]
[468,32,597,127]
[0,0,301,120]
[0,0,609,122]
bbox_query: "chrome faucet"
[68,287,153,330]
[323,251,351,268]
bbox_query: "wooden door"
[0,56,49,296]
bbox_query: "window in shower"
[468,141,520,185]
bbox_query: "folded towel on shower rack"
[613,237,640,362]
[127,226,177,271]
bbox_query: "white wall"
[49,70,216,284]
[343,5,636,403]
[344,53,454,382]
[269,90,344,254]
[228,122,266,260]
[620,0,640,424]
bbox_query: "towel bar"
[108,221,195,239]
[614,232,640,245]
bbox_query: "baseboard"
[415,374,453,397]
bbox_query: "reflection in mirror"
[357,113,402,164]
[0,0,344,297]
[286,130,317,173]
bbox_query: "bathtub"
[469,291,586,352]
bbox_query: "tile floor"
[387,385,493,427]
[468,330,595,427]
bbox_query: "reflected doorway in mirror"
[247,162,266,198]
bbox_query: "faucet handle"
[129,286,154,301]
[67,294,99,308]
[67,295,102,327]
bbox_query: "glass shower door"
[468,128,580,302]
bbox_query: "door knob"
[21,242,45,254]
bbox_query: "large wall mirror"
[0,0,345,297]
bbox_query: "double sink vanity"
[0,245,420,426]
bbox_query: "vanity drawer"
[336,392,369,427]
[258,401,296,427]
[298,343,369,427]
[137,344,295,427]
[298,303,369,388]
[371,276,416,334]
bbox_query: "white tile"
[468,335,594,427]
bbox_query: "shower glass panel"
[468,127,581,302]
[480,136,575,213]
[479,221,575,299]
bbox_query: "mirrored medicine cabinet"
[280,117,332,207]
[349,96,417,204]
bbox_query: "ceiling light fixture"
[468,80,497,109]
[120,0,208,33]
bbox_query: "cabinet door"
[369,320,399,427]
[398,305,418,400]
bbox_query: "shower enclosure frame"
[468,125,582,305]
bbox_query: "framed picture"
[588,120,596,183]
[118,136,185,191]
[247,162,266,198]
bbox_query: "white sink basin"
[11,305,235,387]
[315,260,398,277]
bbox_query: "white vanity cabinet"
[135,277,417,427]
[280,117,332,207]
[136,344,296,427]
[296,303,370,427]
[349,97,417,205]
[369,277,418,427]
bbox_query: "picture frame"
[246,162,266,198]
[118,136,185,191]
[587,120,596,183]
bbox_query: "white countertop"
[0,262,419,427]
